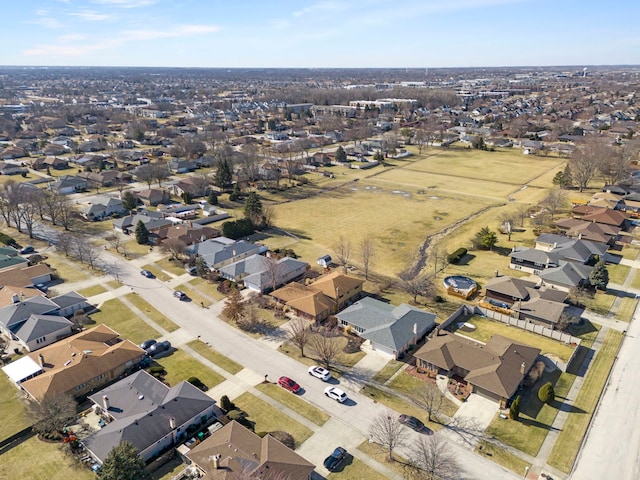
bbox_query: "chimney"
[102,395,110,410]
[520,361,526,375]
[578,233,582,240]
[11,294,20,304]
[212,454,222,469]
[38,353,45,367]
[169,417,176,429]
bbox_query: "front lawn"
[187,340,243,374]
[327,456,389,480]
[547,329,623,472]
[387,372,459,418]
[90,298,160,344]
[155,257,188,276]
[372,359,405,384]
[476,440,531,475]
[140,264,171,282]
[0,373,30,438]
[357,440,408,475]
[188,277,226,302]
[76,284,107,298]
[125,293,180,332]
[583,291,616,316]
[565,319,601,349]
[607,263,630,285]
[464,316,575,363]
[255,382,330,426]
[152,349,225,390]
[614,296,638,322]
[232,392,313,448]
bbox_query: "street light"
[523,466,529,478]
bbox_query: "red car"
[278,376,301,394]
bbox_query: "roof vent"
[64,360,72,366]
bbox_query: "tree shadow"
[493,246,514,257]
[455,253,476,266]
[566,345,595,377]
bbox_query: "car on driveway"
[278,376,301,394]
[323,447,347,471]
[140,269,154,278]
[20,246,35,255]
[308,365,331,381]
[324,386,347,403]
[146,340,171,357]
[399,414,425,432]
[35,283,48,293]
[174,290,187,300]
[139,339,157,350]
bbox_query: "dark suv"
[146,341,171,357]
[323,447,347,471]
[399,414,425,432]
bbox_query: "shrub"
[509,395,521,420]
[268,431,295,449]
[188,377,206,391]
[149,366,165,378]
[227,409,254,431]
[0,233,17,246]
[538,382,555,404]
[219,395,236,413]
[447,247,467,264]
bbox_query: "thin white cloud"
[28,16,64,29]
[91,0,156,8]
[68,10,114,21]
[293,1,349,18]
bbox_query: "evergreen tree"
[373,150,384,162]
[552,164,573,189]
[122,191,138,212]
[99,441,150,480]
[589,260,609,290]
[195,256,209,277]
[215,157,233,190]
[135,220,149,245]
[207,191,218,206]
[335,146,347,162]
[181,191,193,204]
[509,395,521,420]
[243,192,263,225]
[222,287,245,323]
[538,382,555,404]
[473,226,498,250]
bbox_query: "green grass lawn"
[156,257,188,276]
[372,360,406,384]
[464,316,575,363]
[125,293,180,332]
[173,284,214,308]
[387,372,458,418]
[76,284,107,297]
[140,264,172,281]
[186,340,243,374]
[232,392,313,448]
[565,319,601,349]
[583,291,616,316]
[187,277,226,302]
[607,263,631,285]
[619,245,640,261]
[46,254,91,283]
[357,440,408,476]
[486,370,575,457]
[476,440,531,475]
[614,296,638,322]
[547,329,624,473]
[0,436,94,480]
[327,456,390,480]
[255,382,330,426]
[152,349,225,390]
[90,298,160,344]
[278,332,366,374]
[0,373,30,439]
[631,270,640,291]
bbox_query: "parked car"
[139,339,157,350]
[34,283,48,293]
[323,447,347,471]
[140,269,154,278]
[308,365,331,381]
[146,340,171,357]
[174,290,187,300]
[186,266,197,276]
[278,376,301,394]
[399,414,424,432]
[324,386,347,403]
[20,246,35,254]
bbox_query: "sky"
[2,0,639,68]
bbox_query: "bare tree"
[401,275,435,303]
[310,329,340,370]
[262,204,276,228]
[55,232,74,256]
[360,236,374,280]
[540,188,568,219]
[161,238,187,261]
[333,236,352,274]
[28,393,77,435]
[599,148,630,185]
[153,164,171,187]
[135,164,155,189]
[287,318,311,357]
[71,235,102,269]
[412,384,444,423]
[369,411,408,461]
[190,173,212,197]
[56,195,76,231]
[263,255,282,293]
[18,187,43,238]
[570,138,607,192]
[430,245,448,274]
[240,143,261,183]
[105,233,125,254]
[405,435,462,480]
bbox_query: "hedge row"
[447,247,467,264]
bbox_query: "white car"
[308,365,331,381]
[324,386,347,403]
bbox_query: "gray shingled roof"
[539,261,592,289]
[50,291,87,310]
[0,296,59,330]
[13,314,72,343]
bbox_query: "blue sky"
[2,0,639,68]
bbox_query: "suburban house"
[184,421,314,480]
[135,188,170,206]
[112,212,173,235]
[0,263,54,289]
[187,238,266,270]
[50,175,88,194]
[11,314,74,352]
[335,297,437,358]
[82,370,219,465]
[0,295,61,337]
[0,252,28,272]
[77,170,133,187]
[270,271,365,321]
[156,223,221,248]
[79,196,126,220]
[555,218,621,245]
[414,331,541,407]
[537,261,594,292]
[0,285,45,307]
[171,177,210,198]
[218,254,308,293]
[167,158,197,173]
[483,276,568,328]
[570,205,630,229]
[3,324,146,401]
[0,161,26,175]
[32,156,70,171]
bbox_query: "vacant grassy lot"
[614,296,638,322]
[0,373,30,439]
[125,293,180,332]
[476,440,531,475]
[486,369,574,456]
[152,349,225,390]
[278,332,366,374]
[187,340,243,374]
[0,436,93,480]
[90,298,160,343]
[76,284,107,298]
[463,316,575,363]
[372,359,405,384]
[255,383,330,426]
[547,329,623,472]
[232,392,313,448]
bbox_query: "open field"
[462,316,575,363]
[486,369,575,456]
[547,329,624,472]
[232,392,313,448]
[90,297,160,344]
[0,436,94,480]
[125,293,180,332]
[0,373,30,439]
[187,340,243,374]
[255,382,330,426]
[152,349,225,390]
